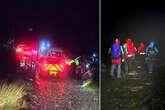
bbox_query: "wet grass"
[0,81,27,110]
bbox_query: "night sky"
[0,0,99,55]
[102,0,165,61]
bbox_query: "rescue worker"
[82,59,93,80]
[75,64,84,80]
[122,43,129,80]
[137,42,146,72]
[138,42,145,55]
[145,41,159,74]
[122,38,137,73]
[108,38,124,79]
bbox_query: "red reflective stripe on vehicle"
[55,64,62,72]
[44,64,53,70]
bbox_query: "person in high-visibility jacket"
[122,38,137,73]
[136,42,146,72]
[75,64,85,80]
[145,41,159,74]
[108,38,124,79]
[138,42,145,55]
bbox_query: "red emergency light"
[16,44,37,60]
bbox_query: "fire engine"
[37,48,68,78]
[15,43,69,79]
[16,43,37,73]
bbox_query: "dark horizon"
[102,0,165,61]
[0,0,99,55]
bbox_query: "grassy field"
[0,80,30,110]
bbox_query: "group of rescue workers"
[109,38,159,79]
[75,57,94,80]
[73,54,99,86]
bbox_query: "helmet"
[115,38,120,44]
[126,38,132,44]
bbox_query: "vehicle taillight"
[16,48,23,53]
[22,56,27,60]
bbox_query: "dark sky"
[102,0,165,60]
[0,0,99,55]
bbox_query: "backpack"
[127,44,136,55]
[111,44,120,58]
[147,47,156,57]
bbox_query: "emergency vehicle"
[15,43,69,79]
[16,43,37,73]
[37,48,68,78]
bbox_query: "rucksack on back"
[147,47,156,57]
[127,44,136,54]
[111,44,120,58]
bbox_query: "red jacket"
[138,43,145,53]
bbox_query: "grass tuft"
[0,81,27,110]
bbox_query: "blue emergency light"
[39,40,51,53]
